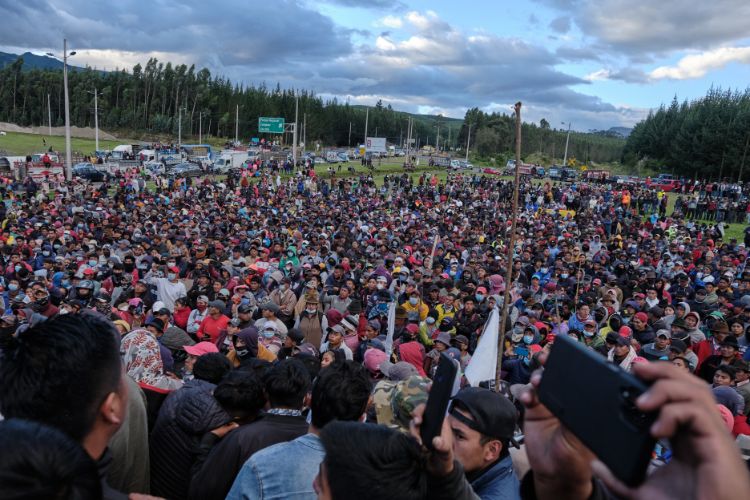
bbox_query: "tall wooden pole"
[495,102,522,391]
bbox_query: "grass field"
[0,131,124,156]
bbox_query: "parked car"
[144,161,165,175]
[168,162,203,178]
[72,163,109,182]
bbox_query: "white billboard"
[365,137,387,153]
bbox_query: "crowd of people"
[0,162,749,499]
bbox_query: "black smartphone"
[420,353,458,449]
[537,334,657,486]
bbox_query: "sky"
[1,0,749,131]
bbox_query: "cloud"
[649,46,750,80]
[537,0,750,55]
[549,16,571,34]
[0,0,352,68]
[583,69,611,81]
[319,0,405,8]
[376,15,402,29]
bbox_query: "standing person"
[227,361,372,499]
[0,315,130,498]
[269,277,297,327]
[321,325,354,360]
[197,300,230,344]
[295,290,327,349]
[188,359,311,499]
[142,266,187,312]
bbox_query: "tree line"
[456,107,626,165]
[0,56,460,148]
[0,54,626,163]
[622,87,750,180]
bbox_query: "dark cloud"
[548,16,571,34]
[0,0,352,67]
[607,68,650,84]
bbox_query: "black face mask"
[123,263,135,272]
[235,348,250,359]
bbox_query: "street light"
[87,88,98,154]
[47,39,76,180]
[561,121,571,167]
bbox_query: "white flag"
[384,301,397,358]
[464,307,500,387]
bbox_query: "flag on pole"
[384,300,397,358]
[464,307,500,387]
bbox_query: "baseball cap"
[208,300,226,310]
[261,302,280,314]
[196,295,209,303]
[450,387,519,445]
[184,341,219,356]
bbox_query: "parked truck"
[212,151,248,173]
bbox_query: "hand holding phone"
[536,334,656,486]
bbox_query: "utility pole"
[178,107,182,148]
[447,126,451,151]
[303,112,306,152]
[47,94,52,136]
[465,123,472,161]
[235,104,239,145]
[348,122,352,148]
[562,122,571,166]
[93,88,99,153]
[293,94,299,165]
[364,107,369,144]
[495,102,523,392]
[436,124,440,151]
[62,38,74,180]
[198,112,202,143]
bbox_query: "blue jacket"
[470,455,521,500]
[227,432,324,499]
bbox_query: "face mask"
[168,262,176,268]
[14,266,20,272]
[513,325,523,334]
[409,297,419,305]
[522,334,534,345]
[541,267,548,273]
[306,307,317,314]
[426,317,436,325]
[58,308,70,315]
[42,251,50,257]
[376,283,385,290]
[561,273,569,279]
[287,251,294,257]
[236,348,249,358]
[88,260,98,267]
[262,331,275,339]
[167,273,176,280]
[280,284,288,292]
[583,330,595,338]
[8,284,18,291]
[475,294,485,302]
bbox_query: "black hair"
[294,352,322,381]
[311,361,372,429]
[715,365,736,381]
[0,418,101,499]
[0,314,121,442]
[193,353,232,384]
[214,371,266,421]
[320,421,426,500]
[262,358,311,409]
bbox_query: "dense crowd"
[0,164,749,499]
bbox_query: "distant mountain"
[607,126,632,138]
[0,51,89,72]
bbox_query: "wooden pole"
[495,102,522,392]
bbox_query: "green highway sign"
[259,117,285,134]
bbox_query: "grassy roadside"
[0,131,124,156]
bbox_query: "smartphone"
[420,353,458,449]
[537,334,657,486]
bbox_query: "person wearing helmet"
[73,280,96,307]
